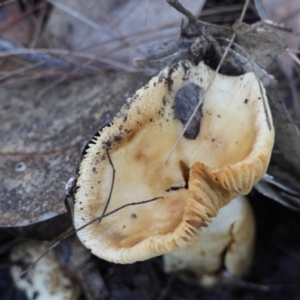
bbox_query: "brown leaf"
[263,0,300,77]
[233,21,286,69]
[0,72,149,226]
[39,0,205,67]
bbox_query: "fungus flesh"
[10,241,79,300]
[163,195,255,286]
[74,60,274,266]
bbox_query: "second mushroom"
[74,60,274,283]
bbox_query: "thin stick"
[287,50,300,68]
[219,37,272,130]
[221,270,269,292]
[21,196,163,276]
[166,0,198,23]
[98,149,115,222]
[46,0,110,37]
[263,19,300,36]
[36,75,68,99]
[0,48,136,72]
[29,2,47,48]
[0,0,15,6]
[164,0,250,164]
[0,61,46,82]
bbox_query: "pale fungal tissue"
[74,60,274,283]
[10,241,79,300]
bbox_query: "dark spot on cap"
[162,96,167,106]
[165,77,174,91]
[174,83,204,139]
[217,115,221,118]
[92,167,96,173]
[181,61,190,75]
[158,107,165,116]
[103,139,112,149]
[64,285,72,290]
[244,99,248,104]
[114,135,122,142]
[131,213,137,219]
[165,65,177,91]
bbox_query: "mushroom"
[163,195,255,286]
[74,61,274,275]
[10,241,79,300]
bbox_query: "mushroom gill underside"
[74,61,274,264]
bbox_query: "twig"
[29,2,47,48]
[0,72,82,91]
[221,270,269,291]
[46,0,111,38]
[88,3,139,55]
[21,196,162,275]
[164,0,250,164]
[0,48,136,72]
[0,61,46,82]
[221,39,272,130]
[166,0,198,23]
[36,75,68,99]
[98,149,115,222]
[287,50,300,68]
[0,0,15,6]
[0,2,45,30]
[263,19,300,36]
[110,0,141,28]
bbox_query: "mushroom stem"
[163,195,255,287]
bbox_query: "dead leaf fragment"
[0,72,149,227]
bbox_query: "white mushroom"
[10,241,79,300]
[74,60,274,278]
[163,195,255,286]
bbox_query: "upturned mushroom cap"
[74,60,274,264]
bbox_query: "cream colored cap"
[74,61,274,263]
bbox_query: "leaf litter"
[1,0,299,299]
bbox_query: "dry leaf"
[39,0,205,67]
[0,72,149,226]
[263,0,300,77]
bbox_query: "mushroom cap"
[74,60,274,264]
